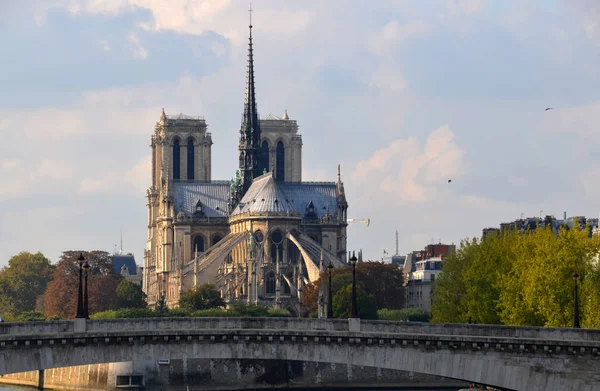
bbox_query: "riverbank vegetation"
[431,225,600,328]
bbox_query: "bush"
[267,309,291,317]
[377,308,432,322]
[15,311,46,322]
[91,308,155,319]
[166,308,190,317]
[190,309,230,317]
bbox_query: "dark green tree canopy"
[179,284,225,311]
[116,280,147,309]
[0,252,54,317]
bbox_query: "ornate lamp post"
[83,259,90,319]
[350,252,358,318]
[327,263,334,319]
[573,272,580,329]
[75,253,85,319]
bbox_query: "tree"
[179,284,225,311]
[43,251,122,319]
[431,227,600,328]
[332,285,377,319]
[0,252,54,317]
[116,280,147,309]
[155,295,168,313]
[302,262,405,317]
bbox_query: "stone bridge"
[1,317,600,391]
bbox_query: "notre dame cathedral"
[143,21,349,315]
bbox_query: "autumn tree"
[116,280,147,309]
[179,284,224,311]
[302,262,405,318]
[43,251,123,319]
[431,226,600,328]
[0,252,54,317]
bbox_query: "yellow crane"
[347,218,370,227]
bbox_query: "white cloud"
[446,0,484,16]
[370,20,430,54]
[128,32,148,59]
[352,125,466,205]
[80,154,150,195]
[370,63,407,93]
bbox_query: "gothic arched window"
[275,141,285,181]
[172,138,181,180]
[260,140,269,174]
[187,137,194,180]
[212,235,223,246]
[266,272,276,295]
[192,235,205,257]
[282,278,291,294]
[270,230,284,264]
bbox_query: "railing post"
[348,318,361,332]
[74,318,87,333]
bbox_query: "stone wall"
[0,360,466,390]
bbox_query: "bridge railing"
[0,320,74,335]
[2,317,600,343]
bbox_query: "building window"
[193,235,205,256]
[187,137,194,180]
[275,141,285,181]
[212,235,223,246]
[270,230,284,264]
[282,278,291,294]
[266,272,276,294]
[173,138,181,180]
[260,140,269,174]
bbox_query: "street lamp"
[350,252,358,318]
[573,272,580,329]
[83,259,90,319]
[75,253,85,319]
[327,263,334,319]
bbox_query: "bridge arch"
[1,318,599,391]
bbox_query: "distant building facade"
[405,257,443,311]
[111,253,142,286]
[401,242,455,311]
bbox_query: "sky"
[2,0,600,266]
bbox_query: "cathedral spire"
[232,5,262,210]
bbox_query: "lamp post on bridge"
[573,272,580,329]
[327,263,334,319]
[83,258,90,319]
[350,252,358,318]
[75,253,85,319]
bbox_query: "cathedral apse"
[143,20,349,313]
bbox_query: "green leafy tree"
[332,284,378,319]
[179,284,225,311]
[155,295,168,313]
[116,280,147,309]
[431,226,600,328]
[303,262,405,317]
[0,252,54,317]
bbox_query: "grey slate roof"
[233,173,338,217]
[174,181,230,218]
[174,176,339,218]
[111,255,138,275]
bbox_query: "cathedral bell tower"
[231,12,263,210]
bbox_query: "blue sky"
[2,0,600,266]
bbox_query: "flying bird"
[545,107,553,111]
[448,179,452,183]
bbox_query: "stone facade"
[143,26,348,310]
